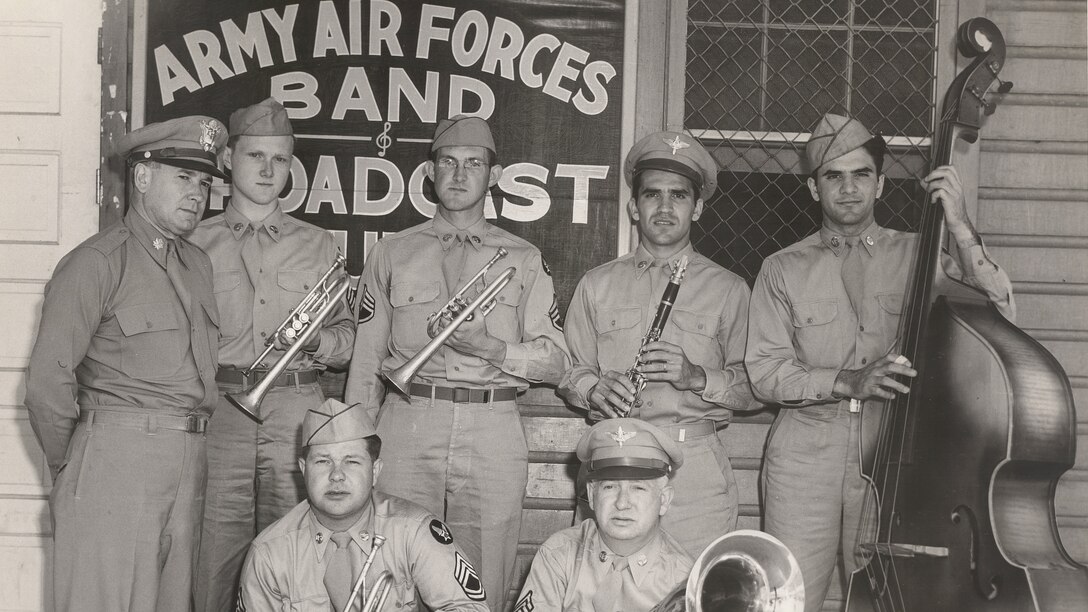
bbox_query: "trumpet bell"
[653,530,805,612]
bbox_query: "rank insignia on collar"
[153,237,165,251]
[609,426,636,446]
[199,119,222,153]
[664,135,689,155]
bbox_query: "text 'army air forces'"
[151,1,619,225]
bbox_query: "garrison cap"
[805,113,886,173]
[624,131,719,199]
[576,418,683,481]
[230,98,293,137]
[302,400,378,448]
[431,115,496,155]
[117,116,228,179]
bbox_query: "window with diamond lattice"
[685,0,939,283]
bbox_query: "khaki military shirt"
[516,519,691,612]
[190,204,354,371]
[24,212,219,475]
[559,243,756,424]
[746,221,1015,408]
[345,215,569,410]
[239,491,489,611]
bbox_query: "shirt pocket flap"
[671,309,718,337]
[790,301,838,328]
[213,270,241,293]
[595,306,642,333]
[876,292,905,315]
[277,269,317,293]
[390,281,441,307]
[115,303,180,336]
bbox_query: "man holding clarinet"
[559,131,759,558]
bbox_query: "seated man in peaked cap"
[25,116,227,611]
[238,399,489,611]
[516,418,693,612]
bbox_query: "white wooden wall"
[0,0,102,609]
[983,0,1088,562]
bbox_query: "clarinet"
[621,255,689,416]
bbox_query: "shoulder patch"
[514,590,534,612]
[548,295,563,331]
[454,552,486,601]
[540,255,552,277]
[357,284,376,324]
[429,518,453,545]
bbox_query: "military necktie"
[840,236,865,320]
[164,239,194,323]
[591,555,630,612]
[324,531,360,611]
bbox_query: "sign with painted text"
[138,0,626,308]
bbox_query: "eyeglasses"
[436,157,488,172]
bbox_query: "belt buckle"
[452,388,470,403]
[186,414,207,434]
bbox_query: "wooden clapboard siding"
[984,0,1088,566]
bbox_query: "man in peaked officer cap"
[25,115,226,611]
[745,112,1016,612]
[559,130,758,559]
[238,400,489,611]
[517,418,693,612]
[345,114,569,611]
[190,98,355,612]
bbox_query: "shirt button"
[261,331,267,337]
[146,321,153,329]
[978,259,985,266]
[806,317,813,324]
[610,320,616,326]
[408,296,414,302]
[697,323,704,330]
[816,393,823,399]
[862,358,868,364]
[260,299,266,305]
[859,325,865,332]
[454,366,460,372]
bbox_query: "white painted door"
[0,0,102,609]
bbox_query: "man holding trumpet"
[345,115,569,611]
[238,399,489,611]
[190,98,356,611]
[559,131,757,558]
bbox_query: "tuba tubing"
[652,530,805,612]
[385,266,516,395]
[225,274,351,423]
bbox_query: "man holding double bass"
[745,113,1015,612]
[559,131,757,559]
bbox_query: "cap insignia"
[153,237,165,251]
[199,119,222,153]
[609,426,637,447]
[664,135,689,155]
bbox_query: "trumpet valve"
[298,312,311,324]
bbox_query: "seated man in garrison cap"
[345,115,570,611]
[559,131,758,558]
[238,399,489,611]
[24,116,226,611]
[516,418,692,612]
[745,113,1015,612]
[189,97,355,612]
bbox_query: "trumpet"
[652,530,805,612]
[427,247,508,338]
[226,255,350,423]
[343,535,393,612]
[621,255,688,415]
[385,266,516,395]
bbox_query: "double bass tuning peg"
[987,62,1015,94]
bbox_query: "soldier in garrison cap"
[344,115,569,611]
[745,112,1016,612]
[24,116,226,611]
[516,418,693,612]
[238,400,489,611]
[189,99,355,612]
[559,130,759,558]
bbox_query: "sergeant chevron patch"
[548,295,563,331]
[357,284,376,324]
[514,589,534,612]
[454,552,486,601]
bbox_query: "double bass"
[846,18,1088,611]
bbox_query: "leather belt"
[659,420,716,442]
[80,409,208,434]
[408,382,517,404]
[216,368,319,388]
